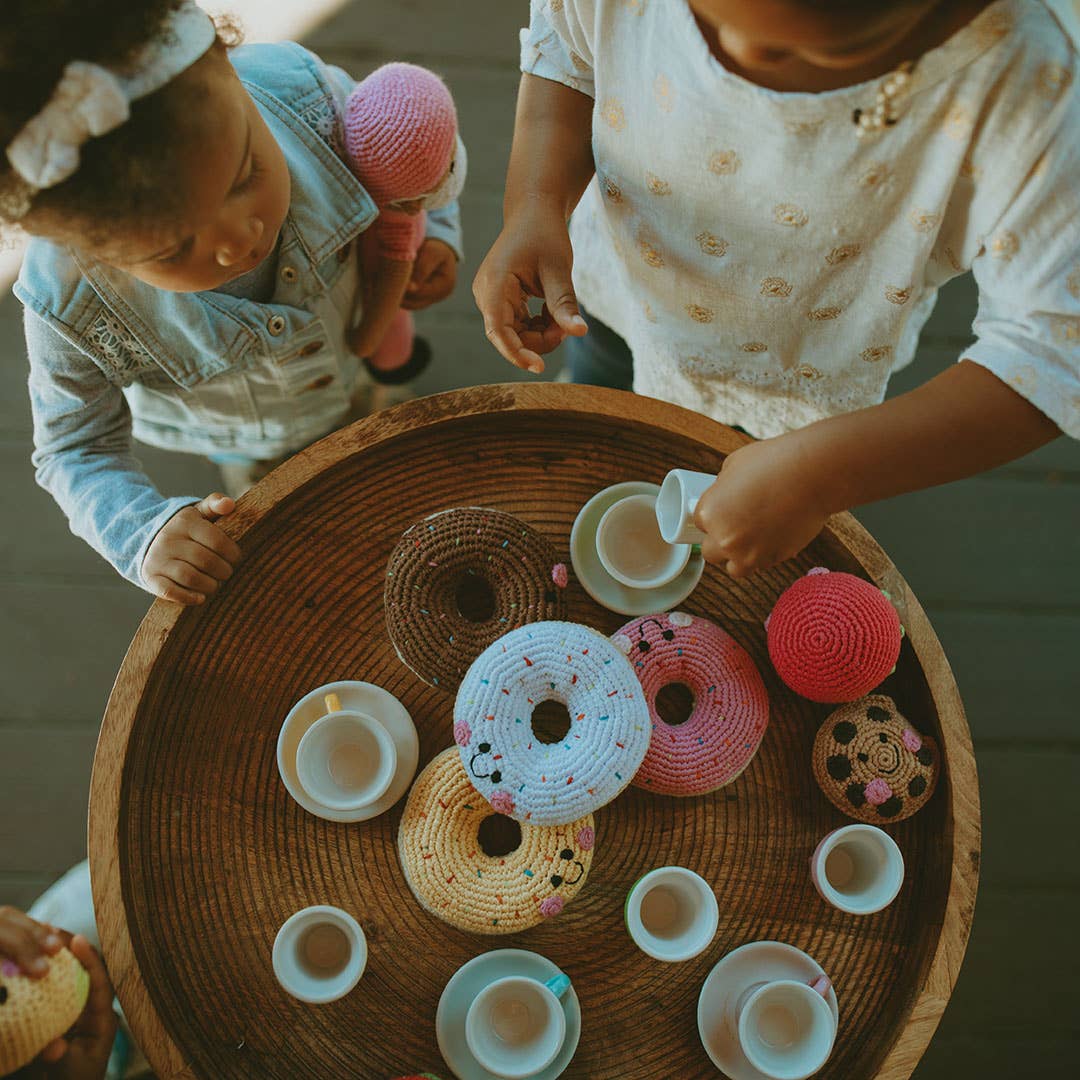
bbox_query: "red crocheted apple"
[766,568,901,703]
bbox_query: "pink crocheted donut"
[766,568,901,704]
[613,612,770,795]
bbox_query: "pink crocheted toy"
[766,568,902,703]
[343,63,463,383]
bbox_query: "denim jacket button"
[280,265,298,284]
[267,314,287,336]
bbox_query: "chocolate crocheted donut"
[384,508,568,691]
[767,568,902,703]
[398,749,595,934]
[0,950,89,1075]
[812,694,939,823]
[454,621,651,825]
[613,612,770,796]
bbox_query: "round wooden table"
[89,384,980,1080]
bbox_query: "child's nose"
[215,217,265,267]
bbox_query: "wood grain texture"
[88,384,980,1080]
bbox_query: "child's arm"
[27,314,241,604]
[347,254,414,359]
[0,907,117,1080]
[472,72,594,372]
[694,361,1060,577]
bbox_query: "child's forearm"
[795,360,1061,513]
[353,257,413,355]
[504,73,595,223]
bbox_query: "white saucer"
[276,680,419,822]
[437,949,581,1080]
[570,481,706,616]
[697,941,839,1080]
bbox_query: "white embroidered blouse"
[521,0,1080,439]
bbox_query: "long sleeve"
[26,310,199,589]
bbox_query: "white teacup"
[736,978,836,1080]
[656,469,716,545]
[810,824,905,915]
[272,905,367,1004]
[296,694,397,812]
[625,866,719,962]
[596,493,691,590]
[465,973,572,1079]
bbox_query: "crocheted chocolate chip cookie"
[812,694,939,822]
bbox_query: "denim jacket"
[15,42,463,589]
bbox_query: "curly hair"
[0,0,240,246]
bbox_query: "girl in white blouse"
[473,0,1077,577]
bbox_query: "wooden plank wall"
[1,2,1076,1075]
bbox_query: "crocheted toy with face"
[343,62,465,382]
[766,567,902,703]
[0,949,90,1074]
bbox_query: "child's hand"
[694,437,831,578]
[402,238,458,310]
[472,204,587,374]
[1,908,117,1080]
[142,494,241,606]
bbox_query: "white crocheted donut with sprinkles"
[454,621,651,826]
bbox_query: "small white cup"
[465,973,571,1079]
[296,698,397,812]
[272,905,367,1004]
[595,493,691,590]
[656,469,716,545]
[810,824,905,915]
[625,866,719,962]
[736,978,836,1080]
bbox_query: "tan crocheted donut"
[398,749,595,934]
[0,948,90,1074]
[812,694,939,823]
[384,508,568,691]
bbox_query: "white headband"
[6,1,217,193]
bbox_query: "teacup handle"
[324,693,342,713]
[544,973,571,999]
[809,975,831,998]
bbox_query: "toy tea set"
[0,473,936,1080]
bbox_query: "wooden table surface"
[88,384,980,1080]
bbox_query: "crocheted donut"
[767,568,902,703]
[812,694,940,822]
[385,508,568,691]
[398,749,595,934]
[0,949,90,1075]
[613,612,770,795]
[454,621,651,825]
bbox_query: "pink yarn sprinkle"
[901,728,922,753]
[1,960,19,977]
[454,720,471,747]
[576,826,595,851]
[539,895,565,917]
[552,563,569,588]
[865,778,893,806]
[490,790,515,815]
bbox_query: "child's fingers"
[68,935,118,1039]
[194,492,236,521]
[188,519,242,567]
[145,571,208,606]
[171,540,234,583]
[0,906,58,974]
[160,558,222,596]
[481,295,546,373]
[539,266,586,337]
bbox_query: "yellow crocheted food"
[0,947,90,1074]
[399,749,595,934]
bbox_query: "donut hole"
[477,813,522,858]
[655,682,695,726]
[531,699,572,744]
[454,572,497,622]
